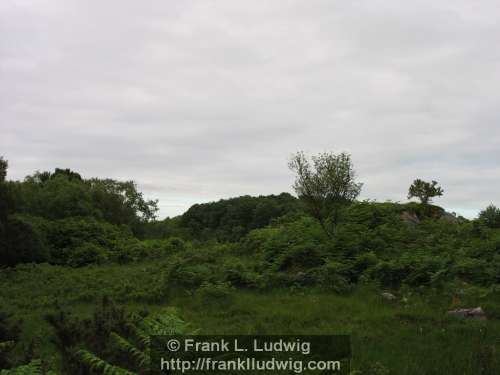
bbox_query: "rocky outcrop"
[439,211,459,224]
[401,209,461,226]
[447,307,487,320]
[381,292,396,301]
[400,211,420,226]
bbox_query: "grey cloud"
[2,0,500,218]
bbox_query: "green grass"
[174,288,499,374]
[1,262,499,374]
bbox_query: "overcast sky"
[1,1,499,218]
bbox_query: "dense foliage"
[179,193,301,241]
[0,163,158,267]
[289,151,362,237]
[10,169,159,232]
[478,204,500,229]
[407,179,444,204]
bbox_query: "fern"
[140,311,192,336]
[127,310,194,348]
[74,308,195,374]
[74,349,136,375]
[109,332,150,368]
[0,359,43,375]
[124,320,150,348]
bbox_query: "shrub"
[452,258,495,285]
[165,250,219,290]
[241,215,326,265]
[402,255,447,287]
[310,261,353,294]
[333,223,371,257]
[117,241,147,263]
[167,237,186,252]
[274,244,325,272]
[353,252,378,276]
[196,282,234,306]
[0,215,49,266]
[46,217,133,264]
[221,258,263,288]
[370,261,407,288]
[478,205,500,229]
[67,242,107,267]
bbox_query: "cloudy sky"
[1,0,499,218]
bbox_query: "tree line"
[1,152,499,269]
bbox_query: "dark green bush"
[478,205,500,229]
[309,261,353,293]
[0,215,49,266]
[46,217,133,265]
[370,261,408,288]
[67,242,108,267]
[196,282,234,306]
[181,193,301,241]
[452,258,495,285]
[274,244,325,272]
[221,258,263,288]
[353,252,378,276]
[402,255,447,286]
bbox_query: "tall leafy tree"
[0,157,9,242]
[407,179,443,204]
[0,157,8,220]
[0,156,14,236]
[14,170,159,234]
[0,158,48,266]
[478,204,500,229]
[0,157,7,183]
[88,178,159,234]
[288,151,362,238]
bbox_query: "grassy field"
[1,261,499,374]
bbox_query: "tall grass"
[1,263,498,374]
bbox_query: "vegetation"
[407,179,444,205]
[289,151,362,238]
[0,153,499,374]
[478,204,500,229]
[179,193,301,242]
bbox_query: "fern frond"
[140,312,191,336]
[0,359,43,375]
[110,332,150,367]
[74,349,137,375]
[125,321,150,348]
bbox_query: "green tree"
[1,215,48,266]
[88,178,159,234]
[180,193,300,241]
[0,157,11,257]
[478,204,500,229]
[0,157,9,223]
[288,151,362,238]
[0,157,7,183]
[13,170,159,236]
[407,179,443,204]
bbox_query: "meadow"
[1,257,499,374]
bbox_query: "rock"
[381,292,396,301]
[447,307,487,320]
[440,211,459,224]
[400,211,420,226]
